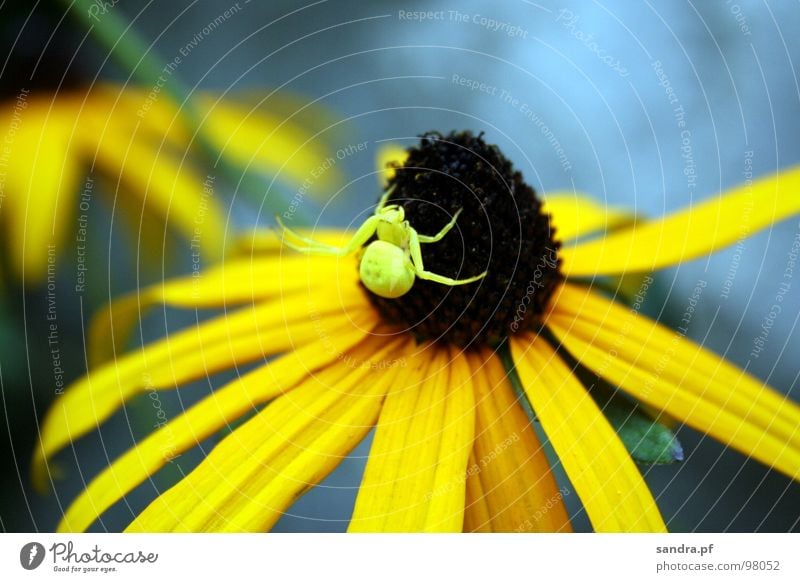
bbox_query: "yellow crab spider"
[276,188,487,298]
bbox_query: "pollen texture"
[364,131,562,347]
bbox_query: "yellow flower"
[35,132,800,532]
[0,84,341,282]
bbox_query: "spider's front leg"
[276,215,382,256]
[407,228,487,286]
[417,208,463,244]
[375,184,396,213]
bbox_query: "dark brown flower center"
[363,131,562,347]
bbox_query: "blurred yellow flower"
[0,84,342,282]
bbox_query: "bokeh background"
[1,0,798,532]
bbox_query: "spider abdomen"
[359,240,415,299]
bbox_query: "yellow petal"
[88,254,362,366]
[463,350,571,532]
[548,283,800,480]
[543,192,632,242]
[82,85,179,143]
[34,295,375,490]
[89,127,227,262]
[349,347,476,532]
[2,100,81,281]
[197,97,343,193]
[126,336,406,532]
[57,321,373,532]
[463,450,492,533]
[562,166,800,276]
[511,335,666,532]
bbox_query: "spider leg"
[278,237,345,256]
[417,208,463,243]
[276,215,381,256]
[415,269,488,286]
[375,184,396,212]
[407,229,487,286]
[275,216,337,249]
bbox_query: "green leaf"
[590,380,684,465]
[601,397,684,464]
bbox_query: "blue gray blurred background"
[1,0,799,532]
